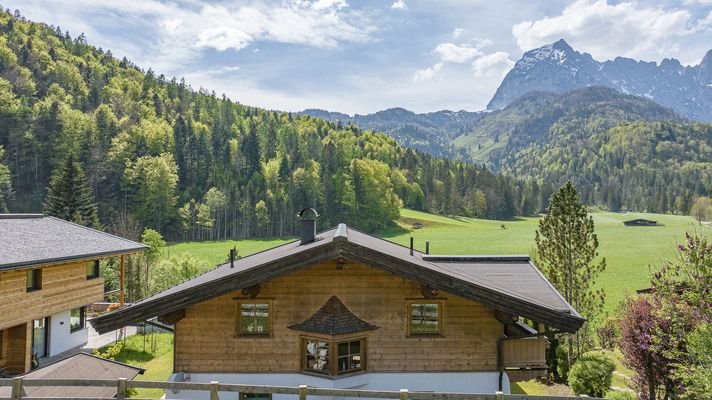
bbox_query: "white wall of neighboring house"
[167,372,510,400]
[49,309,88,356]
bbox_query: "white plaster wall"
[49,310,88,356]
[166,372,510,400]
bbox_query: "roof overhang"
[0,248,148,271]
[91,231,584,334]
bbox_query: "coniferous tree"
[44,153,100,227]
[0,145,12,212]
[535,181,606,369]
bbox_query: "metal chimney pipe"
[410,237,414,256]
[425,241,430,255]
[298,208,319,245]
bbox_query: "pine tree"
[44,153,100,227]
[535,181,606,368]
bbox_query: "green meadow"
[165,209,710,313]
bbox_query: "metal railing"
[0,378,603,400]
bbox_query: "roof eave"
[0,246,149,271]
[92,237,584,334]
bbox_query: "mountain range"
[299,108,482,160]
[304,39,712,164]
[489,39,712,121]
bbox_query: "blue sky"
[5,0,712,114]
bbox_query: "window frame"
[26,268,42,292]
[0,329,5,360]
[70,306,86,333]
[86,260,100,279]
[406,299,444,336]
[240,393,272,400]
[235,299,273,337]
[301,336,366,377]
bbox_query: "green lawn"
[164,209,708,313]
[384,209,709,313]
[98,333,174,399]
[164,237,293,266]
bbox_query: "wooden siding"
[4,323,30,373]
[175,260,503,373]
[503,337,546,368]
[0,261,104,331]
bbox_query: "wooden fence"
[0,378,603,400]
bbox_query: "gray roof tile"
[0,215,148,270]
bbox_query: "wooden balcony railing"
[0,377,604,400]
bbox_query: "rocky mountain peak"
[488,41,712,121]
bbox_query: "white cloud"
[512,0,702,63]
[9,0,376,73]
[434,43,481,63]
[472,52,514,77]
[391,0,407,10]
[413,62,444,82]
[452,27,465,39]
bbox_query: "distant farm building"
[623,219,657,226]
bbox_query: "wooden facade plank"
[175,261,501,373]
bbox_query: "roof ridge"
[0,213,44,219]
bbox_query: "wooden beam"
[241,284,261,299]
[158,309,185,325]
[119,255,125,306]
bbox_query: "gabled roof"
[0,214,148,270]
[92,224,584,333]
[0,352,143,399]
[288,295,379,335]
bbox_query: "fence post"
[210,381,220,400]
[400,389,408,400]
[495,391,504,400]
[116,378,127,400]
[10,377,22,400]
[299,385,308,400]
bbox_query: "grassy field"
[164,237,293,266]
[385,209,709,313]
[164,209,709,313]
[97,333,174,399]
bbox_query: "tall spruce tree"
[535,181,606,367]
[44,153,100,227]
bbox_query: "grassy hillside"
[165,209,709,313]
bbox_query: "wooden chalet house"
[93,210,583,397]
[0,214,147,374]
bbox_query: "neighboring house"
[93,212,583,397]
[0,352,144,398]
[623,219,658,226]
[0,214,147,374]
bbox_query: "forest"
[0,9,544,239]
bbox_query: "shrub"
[597,317,620,349]
[605,391,636,400]
[93,341,123,360]
[556,345,570,381]
[568,353,615,397]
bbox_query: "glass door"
[32,318,48,358]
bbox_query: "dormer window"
[303,337,365,376]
